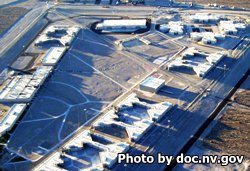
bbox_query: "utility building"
[140,76,165,93]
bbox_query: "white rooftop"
[159,21,184,35]
[0,66,52,102]
[35,25,80,47]
[101,19,147,27]
[168,49,225,78]
[94,93,173,141]
[190,13,220,22]
[35,130,129,171]
[140,76,165,93]
[42,47,66,66]
[220,20,246,34]
[0,104,27,136]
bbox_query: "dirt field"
[176,0,250,8]
[203,90,250,159]
[0,7,28,34]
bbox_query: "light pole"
[167,120,171,136]
[124,163,127,171]
[223,64,227,77]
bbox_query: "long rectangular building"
[0,104,27,137]
[96,19,147,33]
[42,47,66,66]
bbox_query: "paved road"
[0,3,48,73]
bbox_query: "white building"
[168,48,226,78]
[35,25,80,47]
[190,32,225,44]
[94,93,173,141]
[219,20,246,34]
[42,47,66,66]
[159,21,184,35]
[35,130,129,170]
[95,19,147,33]
[190,13,220,23]
[139,76,165,93]
[0,66,53,102]
[0,104,27,137]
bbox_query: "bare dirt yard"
[203,89,250,160]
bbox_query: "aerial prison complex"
[0,8,249,171]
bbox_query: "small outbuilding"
[139,76,165,93]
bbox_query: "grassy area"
[176,0,250,8]
[203,90,250,159]
[0,7,28,35]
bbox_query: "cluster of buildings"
[94,93,172,140]
[36,130,129,170]
[159,21,184,35]
[34,91,173,170]
[0,25,79,138]
[0,66,52,103]
[95,19,148,33]
[167,47,226,77]
[35,25,80,47]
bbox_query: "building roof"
[0,66,52,102]
[190,13,220,22]
[0,103,27,136]
[101,19,147,27]
[35,130,129,170]
[168,48,226,78]
[42,47,66,65]
[220,20,246,33]
[140,76,165,91]
[35,25,80,47]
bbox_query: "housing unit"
[190,13,220,23]
[35,25,80,47]
[219,20,246,34]
[167,48,225,78]
[190,32,225,44]
[159,21,184,35]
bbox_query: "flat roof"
[0,103,27,136]
[11,56,34,71]
[42,47,66,65]
[101,19,147,27]
[140,76,165,90]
